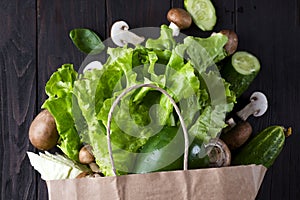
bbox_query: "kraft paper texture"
[47,164,266,200]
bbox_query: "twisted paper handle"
[106,83,189,176]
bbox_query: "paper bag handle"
[106,83,189,176]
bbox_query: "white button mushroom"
[236,92,268,121]
[110,21,145,47]
[83,61,103,73]
[167,8,192,36]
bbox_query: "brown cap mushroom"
[79,145,95,164]
[167,8,192,36]
[29,109,59,150]
[205,138,231,167]
[219,29,238,55]
[221,121,253,150]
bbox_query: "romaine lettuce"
[42,64,81,161]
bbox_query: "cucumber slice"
[220,51,260,97]
[232,51,260,75]
[184,0,217,31]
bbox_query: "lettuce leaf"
[27,151,89,180]
[189,71,235,143]
[174,33,228,74]
[191,33,228,63]
[74,47,145,176]
[42,64,81,161]
[145,25,176,50]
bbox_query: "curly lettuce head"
[43,25,235,176]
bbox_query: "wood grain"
[236,0,300,199]
[106,0,170,37]
[172,0,184,8]
[0,0,37,199]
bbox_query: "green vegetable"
[77,26,235,176]
[191,33,228,63]
[221,51,260,97]
[133,126,209,173]
[188,138,210,169]
[27,151,89,180]
[74,47,148,176]
[146,26,228,66]
[145,25,176,50]
[42,64,81,161]
[69,28,104,54]
[232,126,287,168]
[42,25,235,176]
[184,0,217,31]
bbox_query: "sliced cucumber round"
[221,51,261,97]
[184,0,217,31]
[232,51,260,75]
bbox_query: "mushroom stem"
[222,117,237,134]
[169,22,180,36]
[119,30,145,46]
[111,21,145,47]
[89,162,101,173]
[226,117,237,128]
[236,103,253,121]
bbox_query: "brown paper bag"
[47,164,266,200]
[47,84,267,200]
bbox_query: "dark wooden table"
[1,0,300,199]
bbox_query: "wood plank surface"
[1,0,300,199]
[106,0,170,37]
[235,1,300,199]
[0,1,37,199]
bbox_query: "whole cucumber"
[232,126,287,168]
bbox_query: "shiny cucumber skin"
[232,126,285,168]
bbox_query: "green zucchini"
[232,126,288,168]
[133,126,209,174]
[221,51,260,97]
